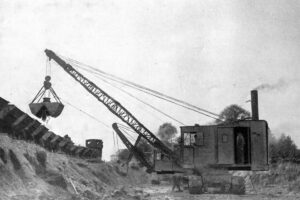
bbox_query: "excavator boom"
[44,49,174,158]
[112,123,153,172]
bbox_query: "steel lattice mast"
[112,123,153,172]
[44,49,175,159]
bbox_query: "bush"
[251,163,300,189]
[9,149,21,170]
[269,134,298,163]
[36,151,47,167]
[116,149,130,162]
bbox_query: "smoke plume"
[254,79,288,92]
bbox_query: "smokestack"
[251,90,259,120]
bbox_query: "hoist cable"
[73,65,168,124]
[60,98,111,130]
[61,56,222,120]
[119,128,138,144]
[120,129,136,143]
[75,65,220,120]
[118,126,137,140]
[100,77,185,125]
[31,86,44,103]
[79,67,186,125]
[66,59,215,118]
[70,63,184,125]
[117,124,141,137]
[112,131,116,150]
[77,61,220,119]
[115,123,136,136]
[70,62,220,121]
[37,90,46,103]
[117,123,137,132]
[116,132,120,150]
[115,123,139,142]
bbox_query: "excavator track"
[0,96,100,159]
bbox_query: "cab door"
[182,132,195,168]
[183,147,194,166]
[250,121,269,170]
[217,127,234,164]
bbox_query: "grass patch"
[251,162,300,192]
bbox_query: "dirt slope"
[0,134,150,200]
[2,133,300,200]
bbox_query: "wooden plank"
[71,147,80,154]
[12,114,27,127]
[75,147,85,155]
[13,116,34,131]
[31,126,45,137]
[36,127,48,138]
[41,131,54,141]
[63,143,74,151]
[3,106,24,124]
[80,148,89,156]
[25,121,41,134]
[8,106,24,118]
[58,140,69,148]
[0,97,9,110]
[0,105,15,119]
[24,120,38,131]
[69,146,77,152]
[50,135,61,143]
[82,149,92,157]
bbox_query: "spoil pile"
[0,134,150,200]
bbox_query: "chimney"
[251,90,259,120]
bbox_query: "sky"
[0,0,300,160]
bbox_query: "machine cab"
[154,90,269,173]
[180,120,269,171]
[154,120,269,173]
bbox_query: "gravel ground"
[140,185,300,200]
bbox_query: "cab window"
[184,132,198,146]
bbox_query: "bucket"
[29,102,64,120]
